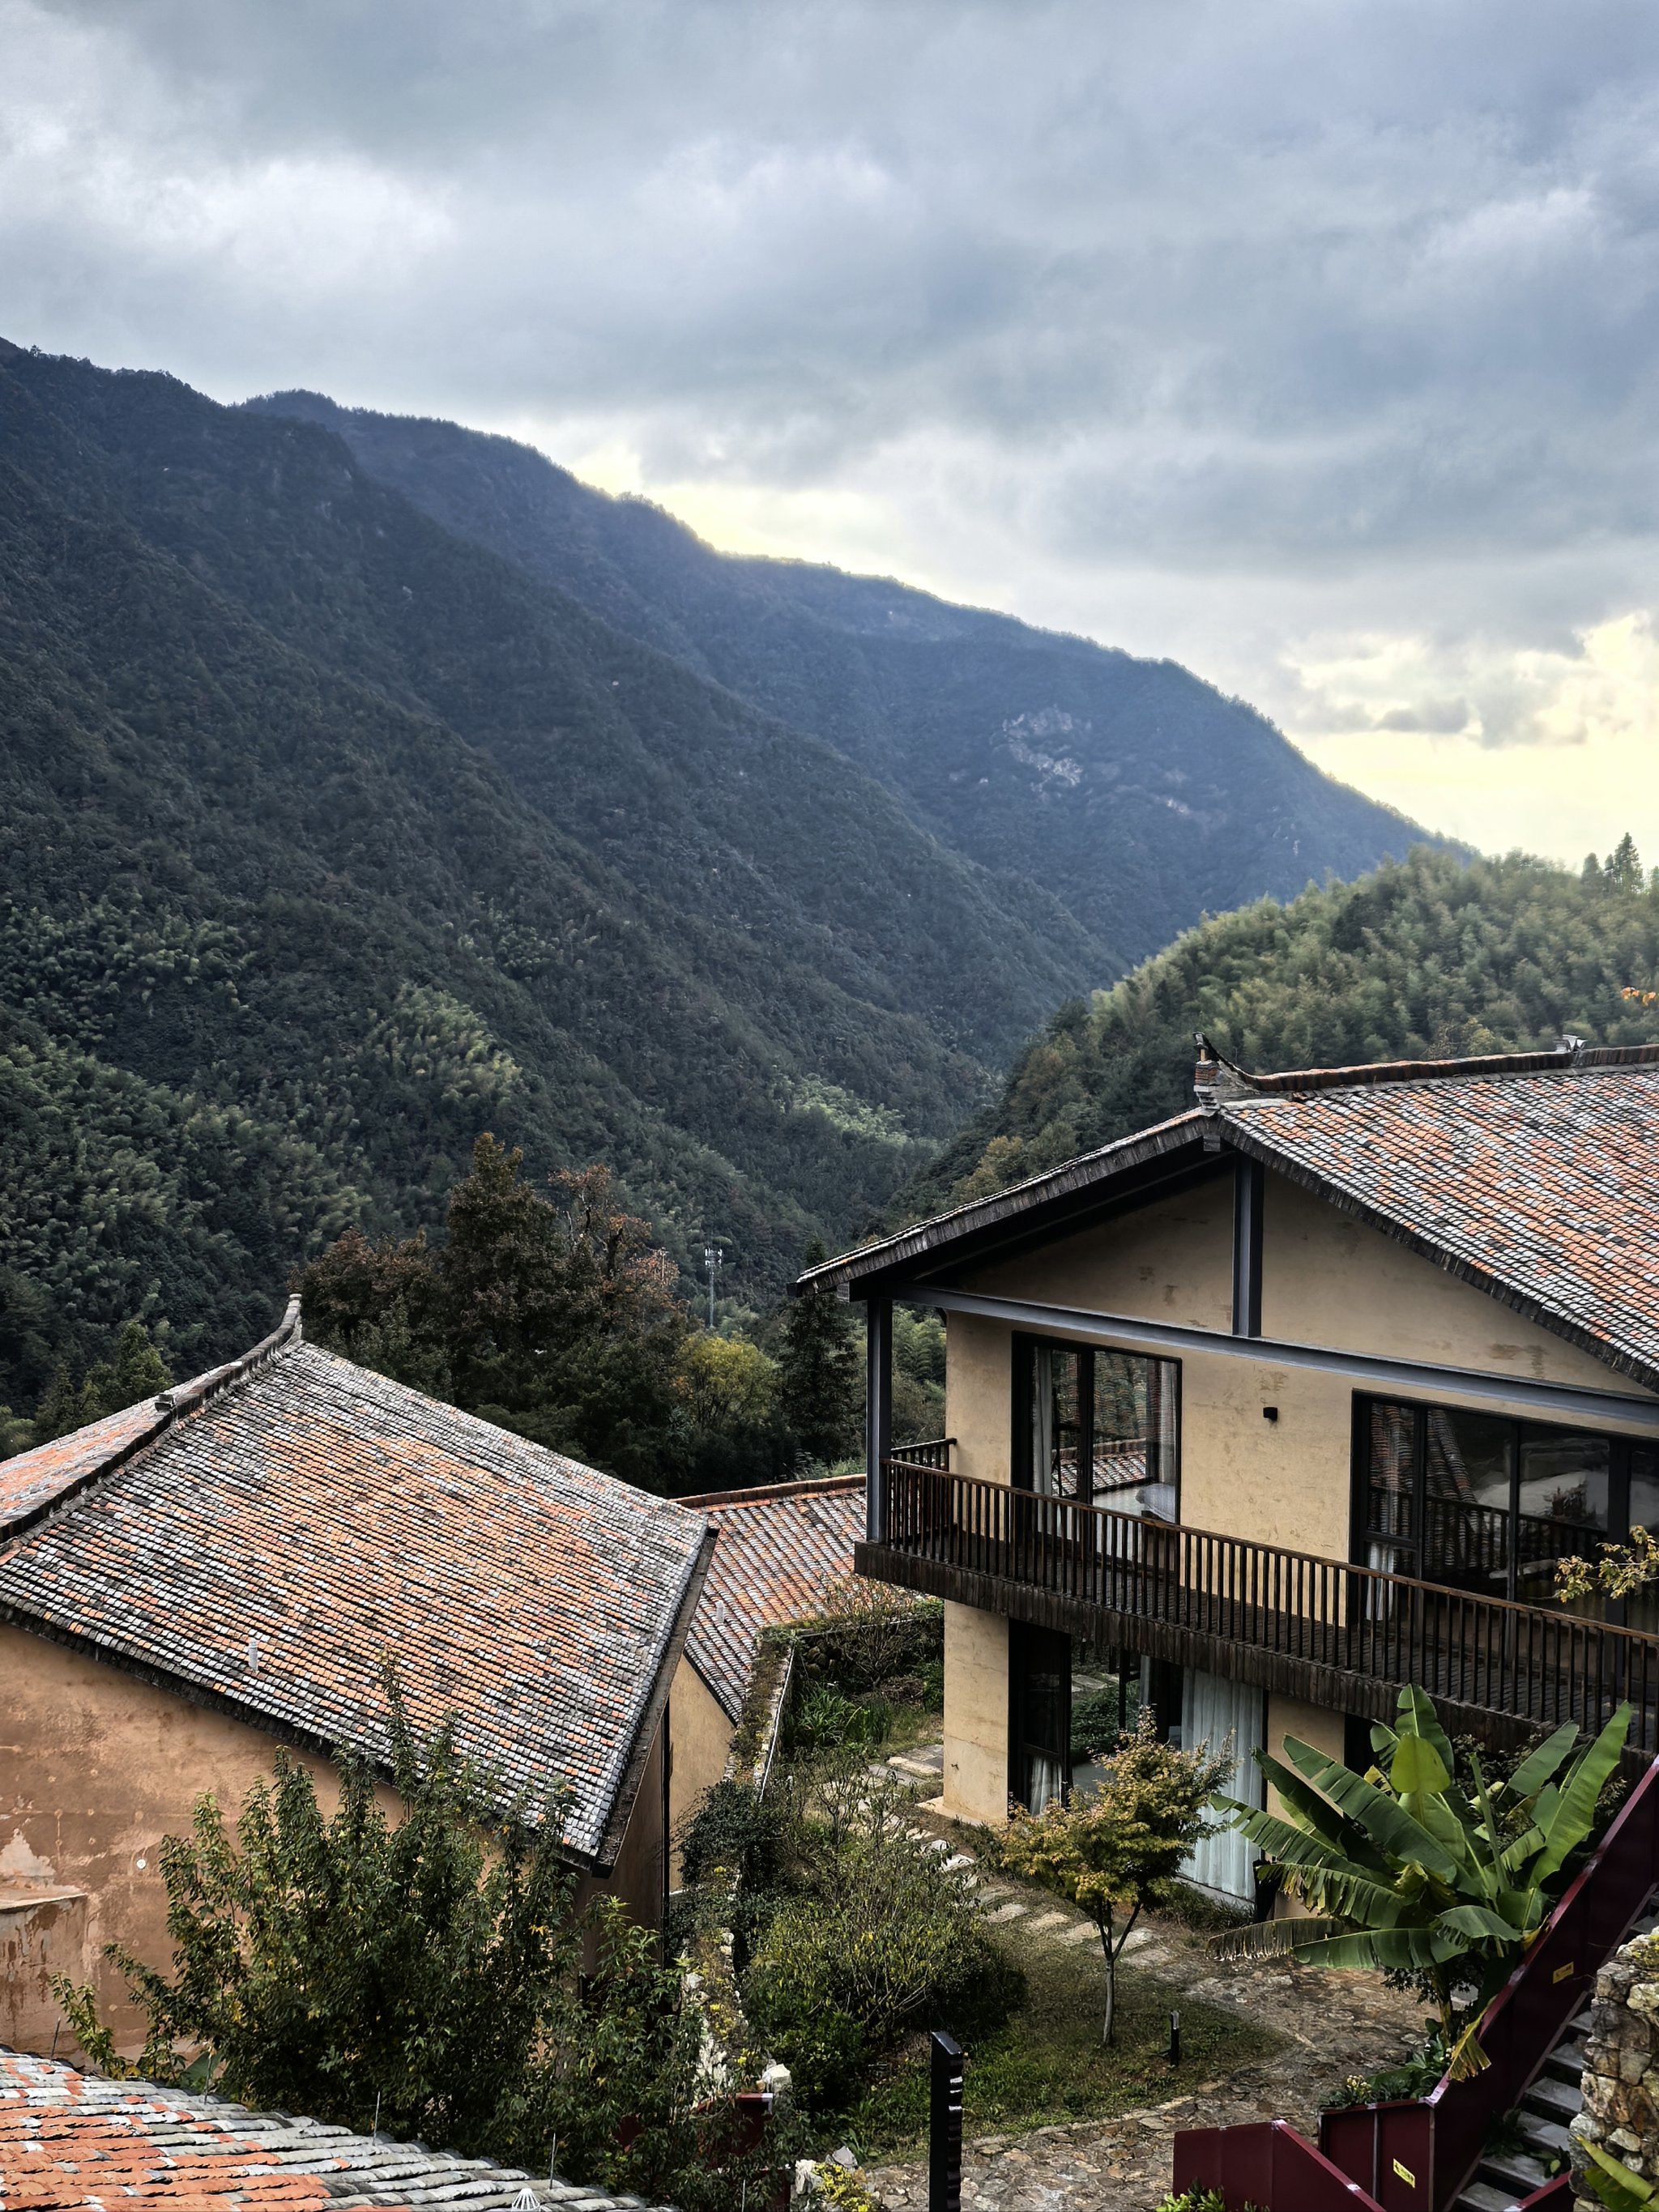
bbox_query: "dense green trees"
[774,1239,861,1466]
[906,843,1659,1216]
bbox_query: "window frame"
[1010,1329,1182,1519]
[1350,1391,1642,1612]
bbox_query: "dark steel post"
[928,2031,964,2212]
[865,1296,893,1544]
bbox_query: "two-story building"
[793,1038,1659,1904]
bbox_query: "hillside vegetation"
[0,337,1430,1412]
[906,843,1659,1217]
[245,389,1439,971]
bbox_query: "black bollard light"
[928,2031,965,2212]
[1168,2010,1181,2066]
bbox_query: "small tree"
[1213,1685,1631,2073]
[32,1319,173,1444]
[56,1681,578,2148]
[774,1238,859,1465]
[997,1709,1230,2044]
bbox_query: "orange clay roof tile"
[681,1478,867,1720]
[0,2047,670,2210]
[1224,1062,1659,1389]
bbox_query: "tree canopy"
[904,842,1659,1217]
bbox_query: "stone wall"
[1573,1933,1659,2194]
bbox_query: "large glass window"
[1358,1396,1654,1608]
[1019,1337,1179,1518]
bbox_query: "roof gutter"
[891,1281,1659,1437]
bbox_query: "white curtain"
[1179,1669,1264,1903]
[1030,1346,1056,1494]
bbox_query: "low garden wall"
[1573,1933,1659,2194]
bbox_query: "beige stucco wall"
[1260,1172,1627,1392]
[0,1621,667,2061]
[931,1159,1656,1830]
[666,1655,733,1885]
[940,1602,1009,1825]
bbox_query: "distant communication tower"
[702,1243,725,1328]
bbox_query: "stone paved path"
[861,1756,1422,2212]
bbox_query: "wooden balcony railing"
[873,1460,1659,1754]
[885,1436,955,1471]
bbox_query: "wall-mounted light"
[1262,1405,1279,1422]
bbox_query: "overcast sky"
[6,0,1659,867]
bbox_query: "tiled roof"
[1224,1059,1659,1391]
[0,1307,713,1869]
[0,2046,667,2211]
[0,1402,160,1532]
[795,1042,1659,1396]
[680,1478,865,1721]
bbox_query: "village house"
[794,1038,1659,1904]
[0,1299,714,2058]
[668,1473,865,1860]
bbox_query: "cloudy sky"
[6,0,1659,867]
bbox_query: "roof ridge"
[680,1473,867,1508]
[2,1296,303,1543]
[1194,1033,1659,1102]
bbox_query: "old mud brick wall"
[1574,1933,1659,2192]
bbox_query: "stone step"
[1456,2180,1517,2212]
[1024,1912,1069,1933]
[1478,2146,1551,2195]
[985,1901,1027,1924]
[1058,1920,1100,1947]
[1516,2112,1574,2158]
[1523,2075,1582,2121]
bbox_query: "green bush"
[744,1813,1022,2108]
[788,1681,889,1754]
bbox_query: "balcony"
[858,1458,1659,1767]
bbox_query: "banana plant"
[1211,1686,1631,2078]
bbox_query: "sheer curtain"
[1179,1669,1263,1903]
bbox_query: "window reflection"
[1023,1338,1179,1518]
[1360,1396,1654,1614]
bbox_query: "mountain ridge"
[243,387,1444,968]
[0,338,1443,1411]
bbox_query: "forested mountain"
[902,844,1659,1219]
[0,338,1432,1410]
[243,390,1436,970]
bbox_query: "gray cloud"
[6,0,1659,846]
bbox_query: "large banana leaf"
[1496,1721,1581,1805]
[1396,1686,1458,1775]
[1222,1805,1351,1871]
[1251,1750,1363,1850]
[1530,1705,1632,1887]
[1435,1902,1527,1944]
[1282,1737,1462,1881]
[1291,1926,1465,1973]
[1392,1731,1451,1797]
[1209,1915,1343,1963]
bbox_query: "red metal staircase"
[1174,1756,1659,2212]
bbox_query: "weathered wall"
[1572,1931,1659,2190]
[940,1602,1009,1826]
[666,1656,733,1885]
[0,1621,667,2060]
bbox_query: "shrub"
[788,1681,889,1754]
[744,1801,1022,2108]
